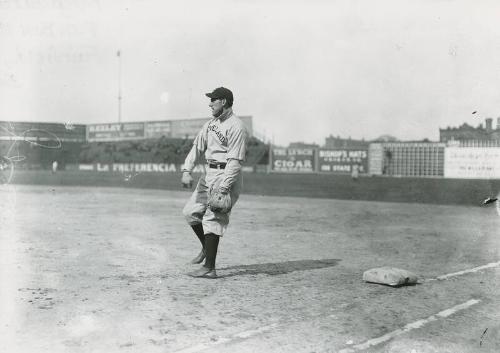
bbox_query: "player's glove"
[208,182,232,214]
[181,171,193,188]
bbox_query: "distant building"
[324,135,369,149]
[439,118,500,143]
[288,142,320,149]
[372,135,399,143]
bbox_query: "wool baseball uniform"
[182,108,248,236]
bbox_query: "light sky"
[1,0,500,146]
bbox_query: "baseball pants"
[182,167,242,236]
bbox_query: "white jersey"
[185,111,248,169]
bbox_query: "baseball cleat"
[190,249,206,264]
[187,267,217,279]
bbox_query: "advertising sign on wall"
[77,163,206,173]
[145,121,172,139]
[86,116,253,141]
[444,147,500,179]
[87,123,145,142]
[318,149,368,173]
[272,148,315,173]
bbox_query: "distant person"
[181,87,249,279]
[351,164,359,180]
[52,160,58,174]
[0,156,10,184]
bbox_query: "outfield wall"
[8,169,500,206]
[271,144,500,180]
[73,163,206,173]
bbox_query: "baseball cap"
[205,87,233,105]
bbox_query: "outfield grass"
[9,169,500,206]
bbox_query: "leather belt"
[208,163,226,169]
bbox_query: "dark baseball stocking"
[190,224,206,264]
[204,233,220,270]
[191,223,205,247]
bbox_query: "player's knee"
[182,204,201,224]
[182,204,193,219]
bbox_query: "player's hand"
[181,171,193,188]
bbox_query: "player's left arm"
[218,124,248,193]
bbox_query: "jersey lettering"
[208,122,227,145]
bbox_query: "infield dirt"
[1,185,499,352]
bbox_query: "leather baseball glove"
[208,182,232,214]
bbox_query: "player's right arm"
[181,122,209,173]
[181,146,201,173]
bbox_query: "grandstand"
[79,135,269,167]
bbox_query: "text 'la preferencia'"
[78,163,205,173]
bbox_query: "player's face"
[209,98,224,117]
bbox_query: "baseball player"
[181,87,248,279]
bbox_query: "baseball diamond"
[1,184,499,352]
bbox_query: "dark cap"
[205,87,233,106]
